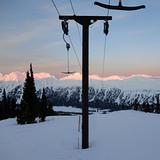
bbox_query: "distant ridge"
[0,71,159,82]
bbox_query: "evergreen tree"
[155,95,160,113]
[17,64,38,124]
[0,100,2,120]
[133,97,139,110]
[2,89,9,119]
[39,88,47,122]
[10,98,16,118]
[6,95,11,118]
[29,63,38,118]
[0,89,17,120]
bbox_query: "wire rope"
[101,0,111,88]
[51,0,81,72]
[69,0,81,40]
[51,0,60,16]
[68,35,82,70]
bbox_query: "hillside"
[0,110,160,160]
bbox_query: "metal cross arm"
[59,15,112,25]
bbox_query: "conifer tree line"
[0,89,16,120]
[0,64,54,123]
[133,95,160,113]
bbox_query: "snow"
[54,106,97,113]
[0,110,160,160]
[54,106,82,113]
[1,72,160,91]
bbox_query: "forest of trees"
[0,64,54,124]
[0,64,160,124]
[17,64,54,124]
[0,89,16,120]
[132,95,160,113]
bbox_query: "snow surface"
[54,106,97,113]
[1,110,160,160]
[54,106,82,113]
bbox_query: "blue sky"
[0,0,160,77]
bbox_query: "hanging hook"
[66,43,70,51]
[63,33,70,51]
[61,20,69,35]
[104,21,109,36]
[62,34,74,75]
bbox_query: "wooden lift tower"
[59,0,145,149]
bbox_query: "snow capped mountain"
[60,73,124,81]
[0,72,160,107]
[0,72,56,82]
[34,72,56,80]
[0,72,25,81]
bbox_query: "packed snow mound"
[1,110,160,160]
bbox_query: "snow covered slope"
[0,110,160,160]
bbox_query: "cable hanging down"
[69,0,81,42]
[61,21,75,74]
[101,0,111,88]
[69,0,76,15]
[51,0,81,73]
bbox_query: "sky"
[0,0,160,78]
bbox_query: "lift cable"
[69,0,76,15]
[68,35,82,70]
[69,0,81,41]
[51,0,60,16]
[101,0,111,88]
[51,0,81,73]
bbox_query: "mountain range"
[0,72,160,109]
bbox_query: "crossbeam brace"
[59,15,112,25]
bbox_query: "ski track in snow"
[0,110,160,160]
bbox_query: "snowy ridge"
[0,72,160,106]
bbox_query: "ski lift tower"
[59,15,112,149]
[59,0,145,149]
